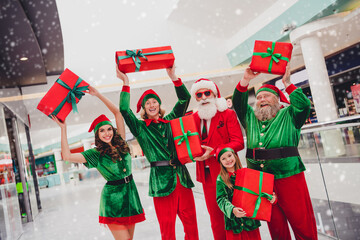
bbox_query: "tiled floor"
[18,168,331,239]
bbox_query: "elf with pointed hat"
[117,65,199,240]
[190,78,244,240]
[53,86,145,239]
[232,65,317,239]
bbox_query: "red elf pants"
[267,172,318,240]
[153,175,199,240]
[225,228,261,240]
[202,168,226,240]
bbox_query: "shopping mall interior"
[1,0,360,239]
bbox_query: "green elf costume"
[216,146,262,240]
[120,80,199,239]
[80,114,145,225]
[232,83,318,239]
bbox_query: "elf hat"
[136,89,162,113]
[190,78,227,112]
[88,114,113,133]
[216,146,235,162]
[256,84,290,104]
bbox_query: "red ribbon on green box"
[252,42,290,73]
[117,49,173,72]
[234,171,273,218]
[173,117,199,161]
[49,77,89,117]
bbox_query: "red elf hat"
[136,89,162,113]
[88,114,113,133]
[256,84,290,104]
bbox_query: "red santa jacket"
[193,109,244,184]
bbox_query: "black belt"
[106,174,133,185]
[246,147,299,160]
[150,160,176,167]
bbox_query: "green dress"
[216,174,261,234]
[120,83,194,197]
[232,84,311,179]
[81,148,145,224]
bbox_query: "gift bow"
[234,171,273,218]
[173,117,199,161]
[50,77,89,117]
[253,42,289,73]
[117,49,173,72]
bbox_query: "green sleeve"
[120,91,143,137]
[81,148,100,169]
[216,175,235,219]
[288,88,311,129]
[164,84,191,121]
[232,87,253,129]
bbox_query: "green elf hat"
[216,146,235,162]
[256,84,290,104]
[136,89,162,113]
[88,114,113,133]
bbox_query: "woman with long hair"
[52,86,145,240]
[117,65,199,240]
[216,146,276,240]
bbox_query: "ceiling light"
[20,57,28,61]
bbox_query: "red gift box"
[170,115,203,164]
[249,40,293,75]
[116,46,175,73]
[37,68,89,122]
[232,168,274,221]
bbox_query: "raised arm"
[88,86,125,139]
[52,116,86,163]
[164,64,191,120]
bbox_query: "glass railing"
[299,116,360,240]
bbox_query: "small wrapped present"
[170,115,203,164]
[249,40,293,75]
[37,68,89,122]
[116,46,175,73]
[232,168,274,221]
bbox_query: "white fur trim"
[216,97,228,112]
[191,80,218,98]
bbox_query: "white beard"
[197,98,217,120]
[254,103,281,121]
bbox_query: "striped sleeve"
[80,148,100,169]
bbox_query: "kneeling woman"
[216,147,276,240]
[53,86,145,240]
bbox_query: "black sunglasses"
[196,90,212,98]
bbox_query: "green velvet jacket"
[120,82,194,197]
[216,174,261,234]
[232,83,311,179]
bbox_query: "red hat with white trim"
[256,84,290,104]
[88,114,113,133]
[136,89,162,113]
[190,78,227,112]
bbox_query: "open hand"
[194,145,214,161]
[51,115,66,129]
[281,64,291,88]
[270,192,277,204]
[115,65,129,85]
[233,207,246,218]
[87,85,100,97]
[166,63,178,81]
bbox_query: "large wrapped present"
[170,115,203,164]
[116,46,175,73]
[249,40,293,75]
[232,168,274,221]
[37,68,89,122]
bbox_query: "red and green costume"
[232,83,318,239]
[120,80,199,239]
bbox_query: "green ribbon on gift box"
[234,171,273,218]
[49,77,89,117]
[173,117,199,161]
[252,42,289,73]
[117,49,173,72]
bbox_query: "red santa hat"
[256,84,290,104]
[136,89,162,113]
[190,78,228,112]
[88,114,113,133]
